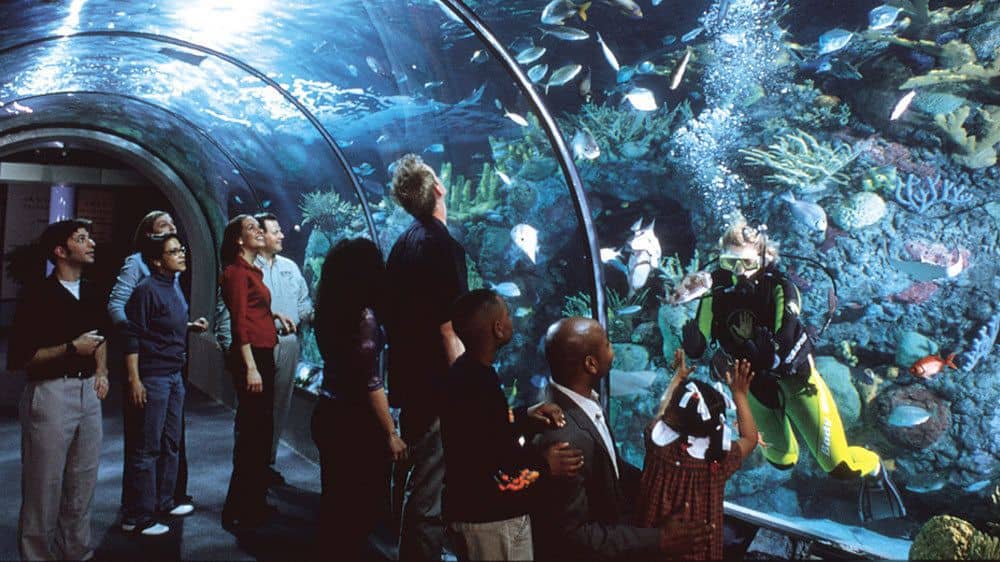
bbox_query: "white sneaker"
[169,504,194,516]
[140,523,170,536]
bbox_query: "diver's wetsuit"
[683,266,880,480]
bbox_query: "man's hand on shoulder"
[527,402,567,428]
[544,441,584,477]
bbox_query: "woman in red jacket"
[218,214,294,530]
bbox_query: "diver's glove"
[681,320,706,359]
[744,326,780,374]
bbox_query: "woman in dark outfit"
[219,214,294,529]
[312,238,407,559]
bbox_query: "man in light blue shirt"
[254,213,314,485]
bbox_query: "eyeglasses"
[164,246,188,256]
[719,256,760,272]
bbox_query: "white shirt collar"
[550,381,602,418]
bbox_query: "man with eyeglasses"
[253,212,313,487]
[9,219,109,560]
[680,220,905,522]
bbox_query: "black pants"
[222,346,276,521]
[312,396,388,560]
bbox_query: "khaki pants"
[271,334,300,464]
[447,514,533,561]
[19,377,103,561]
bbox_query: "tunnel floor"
[0,379,399,561]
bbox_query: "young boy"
[439,289,583,561]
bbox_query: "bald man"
[530,317,711,561]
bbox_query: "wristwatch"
[65,341,77,355]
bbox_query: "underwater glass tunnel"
[1,0,998,557]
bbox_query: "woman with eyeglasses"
[680,220,905,522]
[121,233,201,535]
[218,214,292,530]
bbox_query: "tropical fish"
[652,0,663,5]
[541,0,592,25]
[470,49,489,64]
[527,63,549,83]
[667,271,713,305]
[603,0,643,19]
[497,170,513,185]
[579,66,592,102]
[491,281,522,298]
[816,58,863,80]
[670,48,692,90]
[779,192,827,232]
[681,26,704,43]
[616,305,642,316]
[627,219,662,292]
[505,110,530,126]
[516,46,547,64]
[366,55,389,77]
[890,90,917,121]
[662,35,677,45]
[515,307,534,318]
[624,87,658,111]
[424,80,444,89]
[511,223,540,264]
[424,143,445,153]
[546,64,583,93]
[818,29,853,55]
[600,247,623,262]
[909,353,957,379]
[887,404,931,427]
[353,163,376,176]
[868,5,903,31]
[596,32,621,72]
[617,66,636,84]
[458,83,487,106]
[610,369,656,397]
[572,129,601,160]
[539,26,589,41]
[637,61,656,74]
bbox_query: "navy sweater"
[125,271,188,377]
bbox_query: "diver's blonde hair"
[720,219,779,265]
[390,154,438,219]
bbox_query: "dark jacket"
[531,386,660,562]
[124,271,188,377]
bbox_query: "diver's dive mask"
[719,252,761,277]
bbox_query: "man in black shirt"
[386,154,468,561]
[9,218,109,560]
[441,289,584,561]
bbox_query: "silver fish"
[470,49,489,64]
[596,32,621,72]
[516,46,547,64]
[905,479,947,493]
[540,26,590,41]
[965,480,993,493]
[637,61,655,74]
[887,404,931,427]
[458,83,486,106]
[528,63,549,83]
[890,90,917,121]
[424,80,444,89]
[616,305,642,316]
[600,247,622,262]
[546,64,583,93]
[682,26,704,43]
[511,223,540,264]
[868,4,903,31]
[668,271,713,305]
[627,219,662,291]
[670,48,691,90]
[424,143,445,153]
[366,56,388,77]
[505,111,530,126]
[624,87,658,111]
[541,0,592,25]
[780,192,827,232]
[491,281,522,298]
[818,28,853,55]
[572,128,601,160]
[604,0,643,19]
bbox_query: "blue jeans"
[124,372,185,525]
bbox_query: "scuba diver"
[680,220,906,522]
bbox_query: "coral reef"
[910,515,1000,560]
[559,102,683,165]
[740,130,858,194]
[893,173,974,214]
[860,165,898,193]
[829,191,886,230]
[299,189,367,243]
[837,340,860,367]
[962,313,999,373]
[933,105,1000,169]
[441,161,502,222]
[901,53,1000,107]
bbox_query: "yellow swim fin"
[579,1,592,22]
